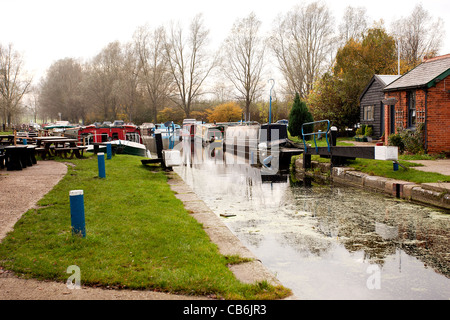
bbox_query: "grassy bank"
[292,154,449,184]
[288,135,449,184]
[346,158,450,184]
[0,154,291,299]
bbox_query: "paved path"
[408,159,450,176]
[0,161,67,241]
[341,140,450,176]
[408,159,450,193]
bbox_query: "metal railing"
[301,120,331,153]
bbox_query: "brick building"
[383,54,450,154]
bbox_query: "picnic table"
[1,145,35,171]
[0,145,5,169]
[32,136,69,146]
[0,135,15,146]
[37,138,87,160]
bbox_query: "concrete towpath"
[408,159,450,195]
[408,159,450,176]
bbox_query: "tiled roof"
[384,54,450,91]
[376,75,401,86]
[359,74,401,102]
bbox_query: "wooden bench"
[34,147,45,158]
[78,146,88,156]
[54,147,81,159]
[55,145,90,159]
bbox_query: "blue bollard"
[69,190,86,237]
[393,161,399,171]
[106,143,112,160]
[98,152,106,178]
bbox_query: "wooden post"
[330,126,337,147]
[303,152,311,169]
[155,133,166,169]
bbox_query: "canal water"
[173,151,450,300]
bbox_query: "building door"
[390,105,395,134]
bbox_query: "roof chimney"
[423,53,450,63]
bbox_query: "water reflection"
[174,151,450,299]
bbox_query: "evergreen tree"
[288,92,314,138]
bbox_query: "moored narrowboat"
[70,122,150,158]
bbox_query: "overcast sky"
[1,0,449,84]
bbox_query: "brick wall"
[384,77,450,154]
[426,79,450,154]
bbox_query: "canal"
[173,149,450,300]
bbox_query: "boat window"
[126,133,140,142]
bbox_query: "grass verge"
[293,153,449,184]
[346,158,450,184]
[0,154,291,299]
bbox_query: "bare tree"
[211,81,233,104]
[391,3,445,68]
[222,12,265,121]
[39,58,85,123]
[118,42,141,123]
[25,85,40,124]
[164,14,218,118]
[269,1,335,99]
[0,43,32,127]
[86,41,124,120]
[338,6,368,44]
[134,25,171,123]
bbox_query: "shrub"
[388,124,425,154]
[399,124,425,154]
[388,133,404,153]
[288,92,314,138]
[355,127,363,135]
[364,125,373,137]
[360,124,366,135]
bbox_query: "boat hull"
[87,140,150,158]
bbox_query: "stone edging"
[294,158,450,211]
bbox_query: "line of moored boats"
[14,119,292,160]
